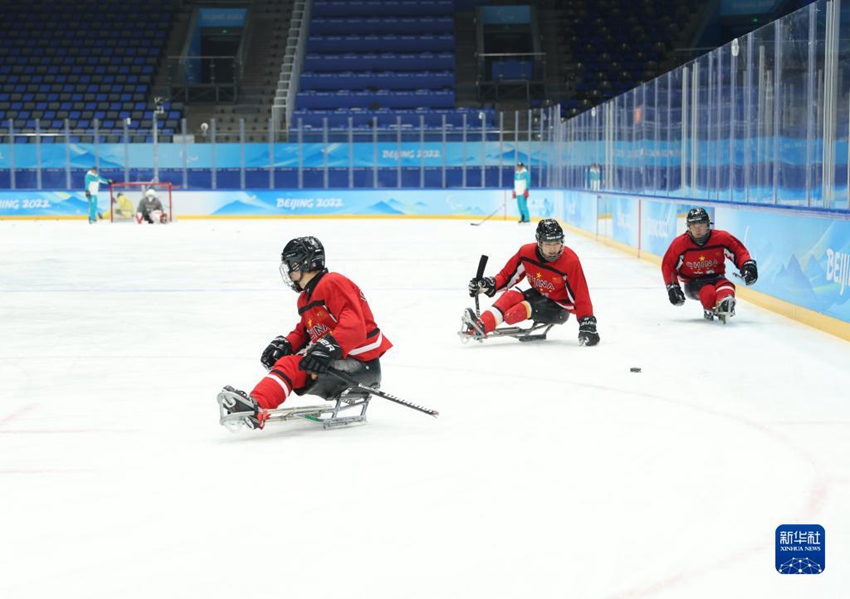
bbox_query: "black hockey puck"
[630,367,642,373]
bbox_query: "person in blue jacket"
[83,167,111,224]
[512,161,531,224]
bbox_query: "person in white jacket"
[83,167,111,224]
[512,162,531,223]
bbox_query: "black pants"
[521,289,570,325]
[684,275,726,301]
[298,357,382,399]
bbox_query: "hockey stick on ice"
[474,254,488,318]
[470,203,505,226]
[327,367,439,417]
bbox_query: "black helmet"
[686,207,711,245]
[686,207,710,226]
[280,236,325,291]
[535,219,565,261]
[536,219,564,243]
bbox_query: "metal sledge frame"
[218,384,376,431]
[459,319,557,343]
[458,322,555,343]
[487,321,557,342]
[263,385,375,429]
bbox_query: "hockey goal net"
[108,182,173,223]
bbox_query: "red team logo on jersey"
[306,317,331,340]
[685,255,720,275]
[527,270,558,294]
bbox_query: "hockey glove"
[740,260,758,286]
[260,335,292,370]
[468,276,496,298]
[667,284,685,306]
[523,189,529,199]
[577,315,599,346]
[85,191,91,199]
[299,335,342,375]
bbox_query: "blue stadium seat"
[0,0,181,139]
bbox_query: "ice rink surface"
[1,218,849,599]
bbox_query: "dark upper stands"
[0,0,181,142]
[291,0,496,134]
[556,0,700,117]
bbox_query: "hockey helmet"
[535,219,565,261]
[686,207,711,245]
[145,188,158,199]
[280,236,326,291]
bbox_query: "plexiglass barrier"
[2,0,850,211]
[555,0,850,211]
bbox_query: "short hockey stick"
[474,254,488,318]
[470,203,504,226]
[327,367,439,417]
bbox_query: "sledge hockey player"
[218,236,393,430]
[103,192,134,221]
[662,207,758,323]
[463,218,600,346]
[136,188,168,224]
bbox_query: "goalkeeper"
[136,188,167,224]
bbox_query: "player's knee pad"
[493,289,525,313]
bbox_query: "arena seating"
[294,0,488,134]
[0,0,180,142]
[556,0,699,117]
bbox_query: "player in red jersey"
[464,219,600,345]
[661,207,758,322]
[219,236,392,429]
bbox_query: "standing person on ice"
[463,219,600,346]
[662,207,758,322]
[513,161,531,224]
[83,166,111,224]
[218,236,393,430]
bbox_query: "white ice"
[0,218,848,599]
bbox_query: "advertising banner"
[0,189,515,219]
[611,196,639,247]
[640,199,677,257]
[561,190,598,234]
[716,207,850,321]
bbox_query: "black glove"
[667,284,685,306]
[107,179,114,185]
[467,276,496,298]
[85,191,91,199]
[740,260,758,286]
[299,335,342,374]
[577,315,599,346]
[260,335,291,370]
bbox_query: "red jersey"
[661,229,752,285]
[493,242,594,318]
[284,271,392,361]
